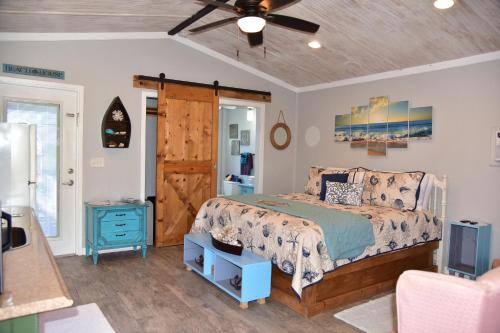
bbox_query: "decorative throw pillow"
[361,171,425,211]
[304,166,349,196]
[319,173,349,201]
[347,170,366,184]
[324,181,364,206]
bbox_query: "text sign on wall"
[2,64,65,80]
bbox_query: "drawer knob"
[116,233,126,237]
[115,223,126,227]
[115,213,126,217]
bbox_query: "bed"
[190,167,447,316]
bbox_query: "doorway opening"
[217,102,263,196]
[140,93,265,245]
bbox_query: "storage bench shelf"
[184,233,271,309]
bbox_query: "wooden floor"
[57,246,363,333]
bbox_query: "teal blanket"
[226,194,375,261]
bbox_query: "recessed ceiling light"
[308,40,321,49]
[433,0,454,9]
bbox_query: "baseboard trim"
[79,246,148,256]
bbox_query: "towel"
[240,153,253,175]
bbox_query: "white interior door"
[0,78,80,255]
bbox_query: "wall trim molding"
[1,33,499,93]
[296,50,500,93]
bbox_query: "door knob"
[62,180,74,186]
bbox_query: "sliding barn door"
[155,83,218,247]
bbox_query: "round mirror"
[270,123,291,150]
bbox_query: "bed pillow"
[362,171,425,210]
[416,174,434,211]
[319,173,349,201]
[304,166,349,196]
[324,181,364,206]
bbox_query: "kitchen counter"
[0,207,73,321]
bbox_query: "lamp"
[433,0,454,9]
[237,16,266,33]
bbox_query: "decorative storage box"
[448,221,491,279]
[85,202,147,264]
[184,233,271,309]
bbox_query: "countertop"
[0,207,73,320]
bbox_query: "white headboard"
[426,174,448,272]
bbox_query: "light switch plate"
[90,157,105,168]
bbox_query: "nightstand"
[85,202,147,264]
[448,221,491,279]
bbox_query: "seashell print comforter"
[190,193,442,296]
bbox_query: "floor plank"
[56,247,362,333]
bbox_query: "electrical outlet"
[90,157,105,168]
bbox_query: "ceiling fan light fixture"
[308,40,321,49]
[433,0,454,9]
[237,16,266,33]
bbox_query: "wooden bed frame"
[271,174,448,317]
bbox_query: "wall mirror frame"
[270,110,291,150]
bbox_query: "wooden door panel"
[155,83,218,247]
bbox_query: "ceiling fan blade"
[266,14,319,33]
[247,31,264,47]
[168,0,231,35]
[259,0,298,12]
[197,0,238,13]
[189,17,238,33]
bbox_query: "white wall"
[0,38,298,247]
[295,60,500,262]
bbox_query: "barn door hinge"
[159,72,166,90]
[213,80,219,96]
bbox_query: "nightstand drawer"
[100,230,142,244]
[100,209,138,221]
[101,219,140,233]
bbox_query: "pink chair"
[396,267,500,333]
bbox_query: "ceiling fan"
[168,0,320,47]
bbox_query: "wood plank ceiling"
[1,0,499,87]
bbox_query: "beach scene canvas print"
[368,96,388,156]
[388,101,409,148]
[409,106,433,140]
[351,105,369,148]
[335,114,351,142]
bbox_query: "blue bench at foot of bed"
[184,233,271,309]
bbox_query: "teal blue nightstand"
[85,202,147,264]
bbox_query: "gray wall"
[0,38,298,204]
[144,115,156,198]
[0,39,298,250]
[296,60,500,261]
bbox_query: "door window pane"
[6,101,59,237]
